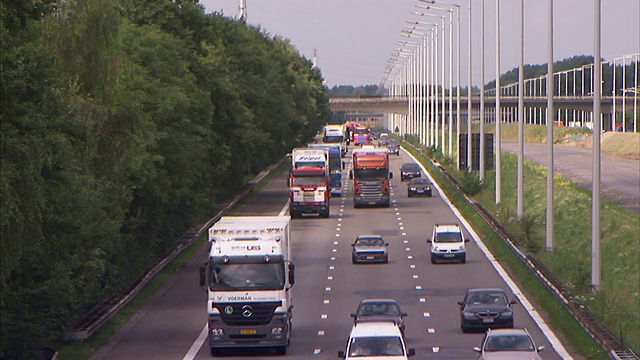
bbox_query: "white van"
[338,320,415,359]
[427,224,470,264]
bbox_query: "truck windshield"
[291,176,326,186]
[324,135,344,143]
[294,161,325,168]
[354,168,388,181]
[435,232,463,243]
[211,262,285,290]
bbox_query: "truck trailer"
[199,216,295,356]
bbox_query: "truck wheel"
[211,348,223,357]
[320,210,330,218]
[460,255,466,264]
[275,346,287,355]
[430,256,436,264]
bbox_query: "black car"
[458,288,516,333]
[351,235,389,264]
[407,178,432,197]
[387,141,400,155]
[351,299,407,334]
[400,163,421,181]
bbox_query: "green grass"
[402,139,639,359]
[56,162,289,359]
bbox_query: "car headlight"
[501,311,513,317]
[463,311,476,317]
[458,245,465,251]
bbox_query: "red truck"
[289,166,330,218]
[349,148,393,207]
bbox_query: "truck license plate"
[241,329,257,334]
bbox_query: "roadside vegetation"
[401,124,639,358]
[1,1,327,358]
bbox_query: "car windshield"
[410,179,430,185]
[434,231,462,243]
[356,237,384,246]
[402,164,420,171]
[484,335,535,352]
[466,291,509,306]
[358,303,401,316]
[349,336,404,357]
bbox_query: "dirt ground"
[560,131,640,160]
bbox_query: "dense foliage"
[0,0,328,358]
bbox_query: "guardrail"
[405,142,638,360]
[64,160,285,341]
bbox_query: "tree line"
[0,0,329,358]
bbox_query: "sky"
[199,0,640,88]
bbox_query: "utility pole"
[239,0,247,21]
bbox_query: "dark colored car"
[407,178,432,197]
[351,299,407,334]
[400,163,421,181]
[387,141,400,155]
[458,288,516,333]
[351,235,389,264]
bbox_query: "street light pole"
[495,0,502,204]
[546,0,555,250]
[517,0,525,217]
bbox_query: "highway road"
[91,145,574,360]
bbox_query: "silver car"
[473,328,545,360]
[351,235,389,264]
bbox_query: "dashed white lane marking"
[405,247,411,251]
[407,255,413,260]
[317,330,325,335]
[423,312,431,317]
[432,347,440,353]
[325,287,331,291]
[324,299,330,304]
[410,264,416,269]
[321,314,328,319]
[329,266,334,270]
[327,276,333,280]
[428,328,436,333]
[415,285,422,290]
[313,348,321,354]
[412,275,419,279]
[333,241,338,245]
[420,298,426,302]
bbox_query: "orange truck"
[349,148,393,207]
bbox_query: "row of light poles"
[381,0,605,290]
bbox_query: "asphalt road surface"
[91,145,576,360]
[500,140,640,213]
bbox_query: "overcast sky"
[199,0,640,88]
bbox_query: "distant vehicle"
[351,235,389,264]
[400,163,421,181]
[473,328,544,360]
[458,288,516,332]
[426,224,469,264]
[351,299,407,334]
[338,320,416,359]
[407,178,432,197]
[378,133,390,146]
[387,141,400,155]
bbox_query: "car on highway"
[426,223,469,264]
[400,163,421,181]
[387,140,400,155]
[351,299,407,334]
[378,133,390,146]
[407,178,432,197]
[473,328,544,360]
[338,320,416,359]
[458,288,516,332]
[351,235,389,264]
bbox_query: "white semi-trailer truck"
[200,216,294,356]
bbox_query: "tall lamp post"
[412,11,446,154]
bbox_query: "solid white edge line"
[183,323,208,360]
[405,150,573,360]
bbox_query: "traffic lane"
[390,148,564,359]
[90,166,293,360]
[501,140,640,212]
